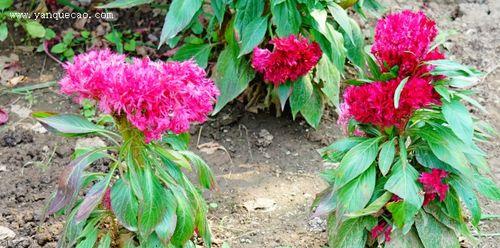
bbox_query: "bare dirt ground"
[0,0,499,247]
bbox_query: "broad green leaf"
[172,43,211,68]
[290,75,313,118]
[326,2,353,43]
[448,176,480,227]
[319,137,366,162]
[415,211,460,248]
[159,0,202,47]
[212,23,255,114]
[473,174,500,201]
[424,204,477,245]
[234,0,265,35]
[442,99,473,144]
[314,55,340,107]
[312,22,347,71]
[335,137,381,189]
[97,232,112,248]
[238,16,268,57]
[300,87,324,128]
[51,43,67,54]
[98,0,153,8]
[378,138,395,176]
[443,188,463,221]
[33,113,110,136]
[76,228,98,248]
[434,85,451,102]
[211,0,227,25]
[25,20,46,38]
[312,188,337,217]
[270,0,302,36]
[394,77,409,109]
[111,178,139,231]
[386,200,419,234]
[341,19,366,70]
[337,166,376,213]
[385,228,424,248]
[163,133,190,151]
[155,190,177,245]
[328,216,374,248]
[137,162,169,237]
[0,0,13,9]
[415,147,453,171]
[277,81,292,111]
[0,23,8,41]
[170,186,196,246]
[384,160,424,208]
[346,192,392,218]
[178,150,216,189]
[454,92,488,113]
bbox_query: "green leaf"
[312,22,347,71]
[98,0,153,8]
[337,165,376,213]
[159,0,202,47]
[238,16,268,57]
[211,0,227,25]
[434,85,451,102]
[326,2,353,43]
[124,39,136,52]
[234,0,265,35]
[386,200,419,234]
[473,174,500,201]
[290,75,313,119]
[424,204,477,245]
[137,163,169,237]
[277,81,292,111]
[63,32,74,44]
[172,43,211,68]
[346,191,392,218]
[378,138,396,176]
[442,99,473,144]
[97,232,112,248]
[155,190,177,245]
[415,147,453,171]
[394,77,409,109]
[111,178,139,231]
[415,211,460,248]
[170,186,196,246]
[342,19,366,70]
[328,216,374,248]
[104,30,123,53]
[384,160,424,208]
[63,48,75,58]
[270,0,302,36]
[448,176,480,227]
[385,228,424,248]
[0,0,13,9]
[25,20,46,38]
[178,150,216,189]
[335,137,381,189]
[315,55,340,107]
[212,24,255,114]
[76,172,113,222]
[51,43,67,54]
[300,87,324,128]
[0,23,8,42]
[33,113,111,136]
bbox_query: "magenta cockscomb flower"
[371,10,445,76]
[418,169,449,206]
[251,35,322,86]
[370,221,392,242]
[59,50,219,143]
[340,77,440,130]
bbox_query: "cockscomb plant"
[33,49,219,247]
[313,10,500,247]
[97,0,382,127]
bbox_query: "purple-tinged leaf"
[47,150,107,215]
[312,188,337,217]
[76,173,112,222]
[0,107,8,125]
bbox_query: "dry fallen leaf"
[0,53,20,85]
[7,75,27,87]
[198,141,225,155]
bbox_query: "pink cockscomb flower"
[251,35,322,86]
[59,50,219,143]
[102,187,112,210]
[370,221,392,242]
[340,77,440,130]
[371,10,445,76]
[418,169,449,206]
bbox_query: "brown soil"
[0,0,499,247]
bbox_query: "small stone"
[0,225,16,240]
[256,129,273,147]
[75,137,106,150]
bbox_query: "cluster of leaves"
[314,58,500,246]
[99,0,382,127]
[0,1,50,42]
[50,30,92,60]
[34,112,215,247]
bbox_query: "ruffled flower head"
[340,77,440,130]
[251,35,322,86]
[59,49,219,143]
[370,221,392,242]
[371,10,444,76]
[418,169,449,205]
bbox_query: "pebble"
[0,225,16,240]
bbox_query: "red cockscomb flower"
[251,35,322,86]
[340,77,440,130]
[370,221,392,242]
[418,169,449,206]
[102,188,112,210]
[371,10,445,77]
